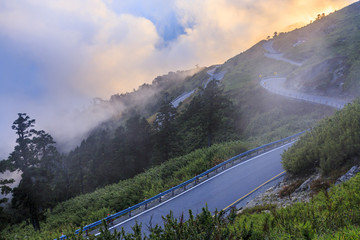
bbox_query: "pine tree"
[201,80,235,147]
[6,113,60,231]
[177,80,237,151]
[153,101,179,163]
[123,114,154,174]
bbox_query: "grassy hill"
[272,1,360,98]
[2,99,359,239]
[44,14,336,202]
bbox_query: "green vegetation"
[0,113,61,231]
[282,99,360,176]
[61,79,239,197]
[177,80,238,151]
[272,2,360,96]
[216,37,334,145]
[7,170,360,239]
[4,2,360,238]
[92,173,360,239]
[1,140,248,239]
[1,73,331,236]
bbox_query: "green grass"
[273,7,360,97]
[1,141,248,239]
[221,41,297,90]
[17,172,360,239]
[213,39,335,145]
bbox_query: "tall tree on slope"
[178,80,237,151]
[6,113,60,231]
[153,101,179,163]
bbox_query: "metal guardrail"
[56,131,305,239]
[260,78,347,109]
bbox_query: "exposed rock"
[242,176,312,211]
[335,165,360,185]
[294,173,320,193]
[288,56,349,96]
[242,166,360,214]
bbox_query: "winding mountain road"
[95,142,292,236]
[171,67,226,108]
[261,78,347,109]
[261,40,350,109]
[263,40,303,66]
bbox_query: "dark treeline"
[64,80,238,195]
[0,80,240,231]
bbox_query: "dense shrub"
[282,99,360,176]
[5,136,360,239]
[68,173,360,239]
[1,141,248,239]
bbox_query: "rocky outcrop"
[243,176,313,209]
[294,173,320,193]
[243,166,360,212]
[335,165,360,185]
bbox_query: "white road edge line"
[95,141,295,235]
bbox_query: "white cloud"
[0,0,356,157]
[0,0,355,97]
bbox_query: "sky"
[0,0,356,159]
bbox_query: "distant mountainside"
[272,1,360,98]
[72,1,360,151]
[55,67,205,152]
[52,0,360,201]
[107,67,206,119]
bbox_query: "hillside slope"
[272,1,360,98]
[52,13,343,200]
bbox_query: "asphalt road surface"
[263,40,303,66]
[261,40,349,109]
[95,142,294,236]
[171,66,226,108]
[261,77,347,109]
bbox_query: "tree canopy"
[3,113,61,231]
[0,85,239,232]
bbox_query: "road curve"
[94,142,293,236]
[263,40,303,66]
[171,67,226,108]
[262,41,350,109]
[261,78,347,109]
